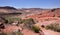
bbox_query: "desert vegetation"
[5,17,23,24]
[23,18,36,29]
[0,31,23,35]
[45,23,60,32]
[11,31,23,35]
[23,18,40,33]
[32,25,40,33]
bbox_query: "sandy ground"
[42,28,60,35]
[22,28,39,35]
[2,25,22,33]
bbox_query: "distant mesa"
[51,8,60,12]
[0,6,17,10]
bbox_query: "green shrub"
[32,26,40,33]
[24,18,35,24]
[45,23,60,32]
[12,31,23,35]
[5,17,23,24]
[23,18,36,29]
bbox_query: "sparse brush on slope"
[5,17,23,24]
[45,23,60,32]
[11,31,23,35]
[23,18,40,33]
[23,18,36,29]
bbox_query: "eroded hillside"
[0,6,60,35]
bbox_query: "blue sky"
[0,0,60,8]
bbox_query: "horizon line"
[0,6,60,9]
